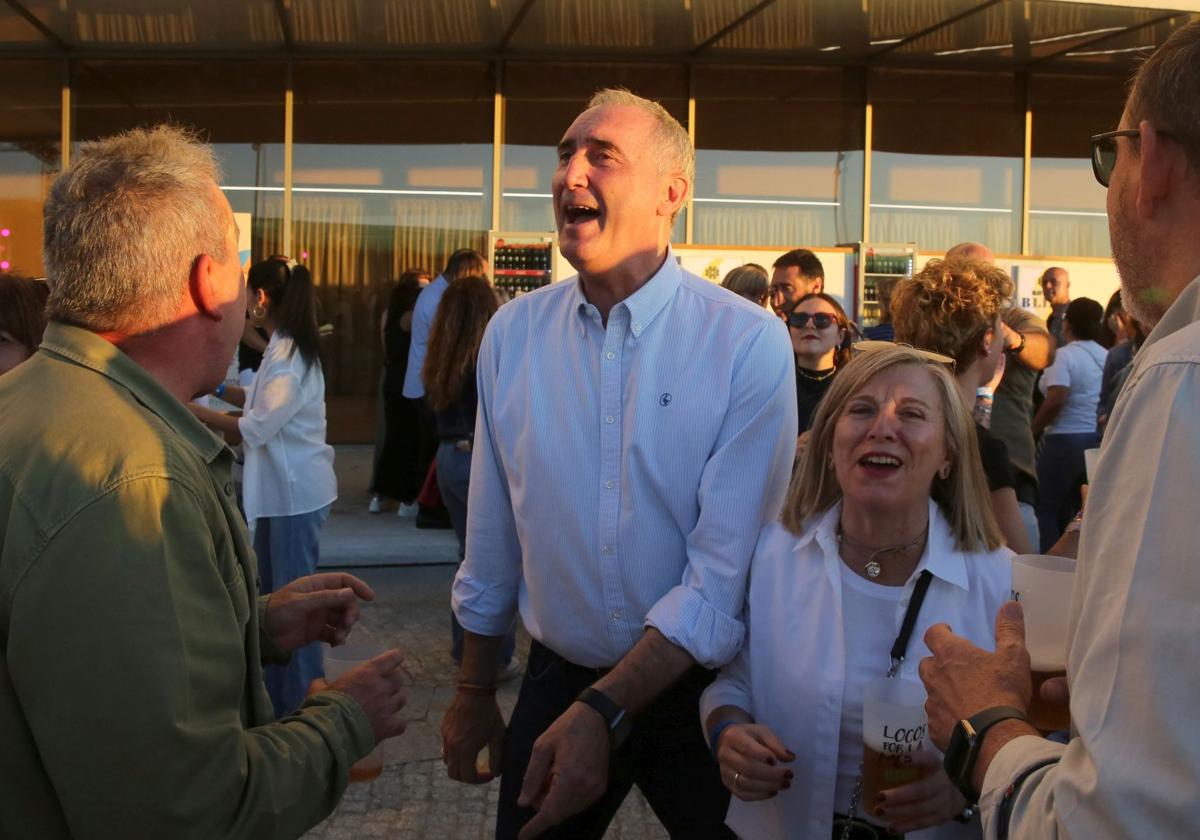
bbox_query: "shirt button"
[602,545,613,555]
[606,352,615,360]
[610,611,622,622]
[224,482,234,495]
[633,323,642,332]
[605,480,614,489]
[606,415,614,424]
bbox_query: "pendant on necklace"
[865,560,882,579]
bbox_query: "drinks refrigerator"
[843,242,918,328]
[488,231,559,297]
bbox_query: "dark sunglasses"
[1090,129,1140,187]
[787,311,836,330]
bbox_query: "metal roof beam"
[4,0,68,51]
[1032,11,1184,64]
[497,0,538,53]
[869,0,1007,61]
[274,0,295,51]
[690,0,778,57]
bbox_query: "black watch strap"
[969,705,1028,737]
[575,687,632,749]
[949,705,1029,803]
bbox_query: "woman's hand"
[874,751,968,833]
[715,723,795,802]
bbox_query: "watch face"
[944,721,978,802]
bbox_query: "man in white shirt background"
[920,19,1200,839]
[439,88,796,838]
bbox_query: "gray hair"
[1130,19,1200,174]
[43,124,229,333]
[586,88,694,216]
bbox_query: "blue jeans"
[1036,432,1097,552]
[254,505,331,718]
[437,441,515,665]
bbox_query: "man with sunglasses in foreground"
[920,20,1200,839]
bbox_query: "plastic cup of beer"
[324,641,386,782]
[1012,554,1076,733]
[861,678,933,805]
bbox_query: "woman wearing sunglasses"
[789,292,853,433]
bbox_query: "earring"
[251,304,266,321]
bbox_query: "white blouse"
[238,332,337,524]
[701,500,1012,840]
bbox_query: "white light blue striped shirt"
[452,249,797,669]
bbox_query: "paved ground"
[302,448,669,839]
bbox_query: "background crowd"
[1,17,1197,840]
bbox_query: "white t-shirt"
[1039,339,1106,435]
[835,564,906,816]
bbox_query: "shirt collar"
[1140,273,1200,356]
[574,246,682,338]
[795,498,969,592]
[39,321,229,464]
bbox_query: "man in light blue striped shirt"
[441,88,796,839]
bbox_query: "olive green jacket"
[0,323,374,839]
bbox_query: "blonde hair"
[587,88,693,222]
[721,264,769,305]
[892,258,1011,370]
[43,124,229,333]
[781,344,1002,553]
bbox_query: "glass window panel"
[694,64,864,247]
[72,59,286,249]
[501,61,687,240]
[1028,73,1124,258]
[292,60,493,441]
[0,61,60,276]
[870,68,1023,254]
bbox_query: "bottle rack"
[488,231,558,297]
[853,242,918,328]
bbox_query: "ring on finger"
[733,771,742,790]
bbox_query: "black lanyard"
[887,570,933,678]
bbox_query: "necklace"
[797,366,835,382]
[837,524,928,579]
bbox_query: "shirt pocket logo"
[659,392,672,407]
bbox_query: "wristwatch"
[1009,331,1027,355]
[575,687,634,751]
[943,706,1029,803]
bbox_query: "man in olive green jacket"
[0,126,409,839]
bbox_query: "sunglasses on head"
[787,311,836,330]
[852,340,957,371]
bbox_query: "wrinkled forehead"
[560,104,655,153]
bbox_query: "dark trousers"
[496,640,735,840]
[1035,431,1097,551]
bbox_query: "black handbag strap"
[888,569,934,677]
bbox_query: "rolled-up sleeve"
[645,318,797,668]
[452,318,524,637]
[699,619,756,744]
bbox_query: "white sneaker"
[396,502,419,518]
[367,495,384,514]
[497,658,524,683]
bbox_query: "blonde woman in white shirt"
[192,256,337,717]
[702,345,1012,840]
